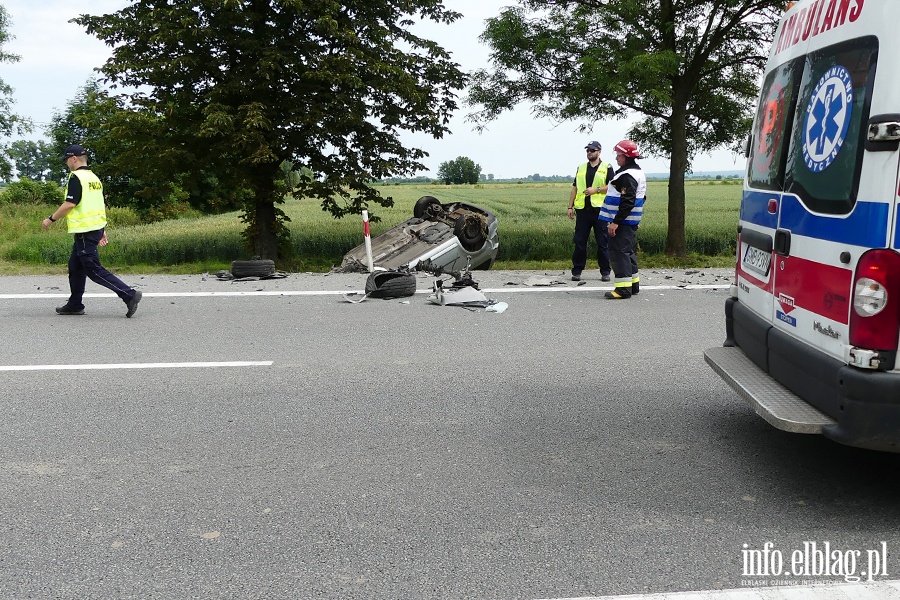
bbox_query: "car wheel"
[453,214,487,252]
[413,195,441,219]
[231,259,276,278]
[365,270,417,299]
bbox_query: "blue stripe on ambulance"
[780,195,888,247]
[741,190,888,248]
[740,190,778,230]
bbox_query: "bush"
[0,178,64,206]
[106,206,143,228]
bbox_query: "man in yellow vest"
[567,140,613,281]
[41,145,143,317]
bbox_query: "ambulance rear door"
[769,34,886,363]
[738,56,804,327]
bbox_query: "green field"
[0,180,741,274]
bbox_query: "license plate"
[742,244,771,277]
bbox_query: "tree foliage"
[468,0,782,256]
[9,139,55,181]
[437,156,482,184]
[46,79,249,220]
[0,4,31,181]
[74,0,467,259]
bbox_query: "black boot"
[605,289,632,299]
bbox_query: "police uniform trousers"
[68,228,135,308]
[572,207,611,276]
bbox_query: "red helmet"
[613,139,641,158]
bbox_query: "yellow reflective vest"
[573,161,609,209]
[65,169,107,233]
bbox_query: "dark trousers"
[67,228,134,308]
[572,208,611,275]
[609,223,639,282]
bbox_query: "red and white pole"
[362,210,374,272]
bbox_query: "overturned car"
[339,196,499,273]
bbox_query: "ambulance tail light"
[850,249,900,351]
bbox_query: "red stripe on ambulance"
[774,255,852,324]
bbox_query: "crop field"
[0,180,741,274]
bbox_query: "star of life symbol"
[802,65,853,173]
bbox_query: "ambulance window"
[784,37,877,214]
[747,59,802,191]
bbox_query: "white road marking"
[0,361,273,372]
[0,284,725,300]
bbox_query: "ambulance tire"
[365,270,417,299]
[231,259,276,278]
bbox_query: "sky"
[2,0,746,179]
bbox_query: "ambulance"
[704,0,900,452]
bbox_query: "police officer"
[567,140,614,281]
[599,139,646,299]
[41,145,143,317]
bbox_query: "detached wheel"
[365,270,417,299]
[454,214,487,252]
[231,259,276,278]
[413,196,441,219]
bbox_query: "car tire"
[413,195,441,219]
[231,259,276,278]
[453,214,487,252]
[365,270,417,299]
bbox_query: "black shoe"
[632,282,640,295]
[125,290,142,318]
[605,289,632,299]
[55,304,85,315]
[571,272,581,282]
[601,273,611,282]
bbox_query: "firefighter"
[598,139,646,299]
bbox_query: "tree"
[9,140,55,181]
[46,79,250,220]
[467,0,782,256]
[437,156,482,184]
[0,4,31,181]
[75,0,466,259]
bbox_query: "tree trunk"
[250,168,281,260]
[254,200,278,259]
[666,102,689,257]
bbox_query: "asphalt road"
[1,269,899,600]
